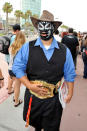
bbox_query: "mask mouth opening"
[40,31,48,36]
[41,34,47,37]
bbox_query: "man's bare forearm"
[18,76,31,90]
[66,82,74,96]
[65,81,74,103]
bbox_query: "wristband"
[0,77,4,80]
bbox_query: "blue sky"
[0,0,87,32]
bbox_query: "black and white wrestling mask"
[38,21,54,41]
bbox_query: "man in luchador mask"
[12,10,76,131]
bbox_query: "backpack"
[82,47,87,62]
[0,33,13,54]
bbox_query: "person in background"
[5,24,21,64]
[73,31,78,37]
[12,10,76,131]
[73,31,79,66]
[8,31,26,106]
[54,29,61,42]
[61,28,79,69]
[0,68,4,88]
[7,24,21,94]
[81,35,87,78]
[61,31,68,39]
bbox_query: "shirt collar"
[35,37,59,49]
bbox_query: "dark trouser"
[73,56,77,69]
[35,127,41,131]
[35,126,60,131]
[23,89,63,131]
[83,62,87,78]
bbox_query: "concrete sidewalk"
[0,54,87,131]
[0,53,34,131]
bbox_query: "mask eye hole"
[45,22,52,30]
[38,22,44,30]
[39,24,42,28]
[46,23,50,28]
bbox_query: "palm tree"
[2,2,13,32]
[26,10,32,22]
[21,12,28,23]
[61,24,69,31]
[14,10,23,24]
[21,12,29,33]
[32,14,39,19]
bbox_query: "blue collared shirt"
[12,37,76,82]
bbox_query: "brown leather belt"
[29,80,61,99]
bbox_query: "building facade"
[22,0,41,16]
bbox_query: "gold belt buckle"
[29,80,56,99]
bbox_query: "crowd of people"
[0,9,87,131]
[54,27,87,78]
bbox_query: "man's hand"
[19,76,48,96]
[64,93,73,103]
[29,83,48,96]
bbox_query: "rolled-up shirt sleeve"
[64,48,76,82]
[12,42,29,78]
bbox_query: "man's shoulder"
[23,42,29,47]
[57,41,67,52]
[22,39,37,48]
[29,39,37,47]
[19,42,29,53]
[58,41,66,46]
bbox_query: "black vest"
[26,40,66,85]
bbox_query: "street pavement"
[0,53,87,131]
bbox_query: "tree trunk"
[16,17,20,24]
[18,17,20,24]
[5,13,8,33]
